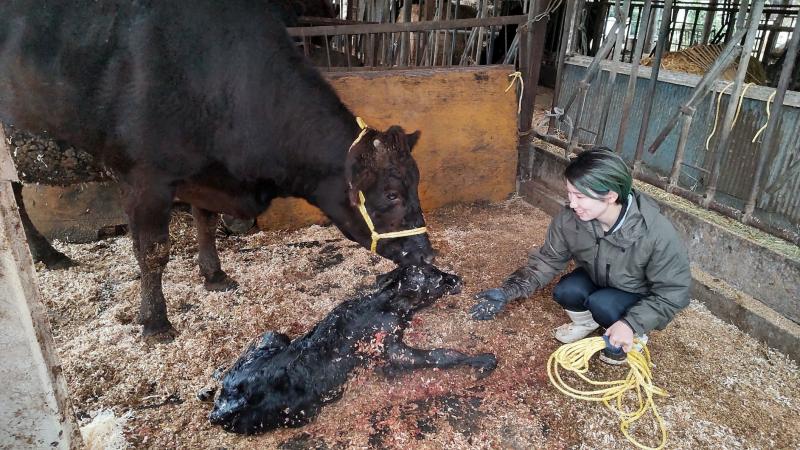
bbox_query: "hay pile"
[38,198,800,448]
[641,44,767,85]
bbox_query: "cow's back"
[0,1,352,181]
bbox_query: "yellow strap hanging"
[357,191,427,253]
[506,71,525,114]
[547,336,668,450]
[349,116,370,151]
[752,90,777,143]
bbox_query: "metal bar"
[704,0,766,208]
[568,84,590,154]
[667,106,696,192]
[645,29,746,154]
[548,0,578,134]
[520,0,551,132]
[559,20,622,115]
[689,8,700,46]
[701,0,718,44]
[635,171,800,246]
[632,0,674,174]
[743,9,800,221]
[615,0,652,153]
[535,130,570,149]
[596,0,631,146]
[677,5,688,49]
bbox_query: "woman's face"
[566,181,616,222]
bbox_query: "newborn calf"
[208,265,496,434]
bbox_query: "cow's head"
[343,125,434,266]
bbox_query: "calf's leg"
[192,206,238,291]
[12,181,76,269]
[125,181,176,338]
[385,337,497,378]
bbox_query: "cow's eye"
[385,192,399,201]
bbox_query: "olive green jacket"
[502,191,691,334]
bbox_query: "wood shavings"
[37,198,800,448]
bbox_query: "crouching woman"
[471,147,691,364]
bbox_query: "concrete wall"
[520,145,800,362]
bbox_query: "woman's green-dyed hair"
[564,147,632,203]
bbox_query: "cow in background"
[0,0,434,338]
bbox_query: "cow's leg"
[191,206,238,291]
[12,181,76,269]
[384,336,497,378]
[125,183,176,338]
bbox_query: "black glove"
[470,288,509,320]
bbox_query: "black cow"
[0,1,434,338]
[208,264,497,434]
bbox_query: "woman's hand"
[604,320,634,352]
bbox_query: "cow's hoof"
[204,274,239,292]
[471,353,497,379]
[141,321,177,342]
[39,251,77,270]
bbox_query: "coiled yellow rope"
[547,337,668,450]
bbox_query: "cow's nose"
[422,253,434,265]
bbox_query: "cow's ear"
[406,130,421,152]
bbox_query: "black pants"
[552,268,643,328]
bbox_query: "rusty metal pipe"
[667,106,696,192]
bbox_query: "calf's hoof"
[471,353,498,379]
[203,272,239,292]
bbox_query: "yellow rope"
[547,337,668,450]
[705,81,754,152]
[752,90,777,143]
[506,71,524,114]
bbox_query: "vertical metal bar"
[689,8,700,46]
[701,0,719,44]
[667,106,696,192]
[596,0,631,146]
[548,0,578,134]
[568,85,589,155]
[633,0,674,174]
[519,0,550,131]
[399,0,411,66]
[704,0,765,208]
[642,0,658,54]
[743,9,800,221]
[677,5,688,50]
[615,0,652,153]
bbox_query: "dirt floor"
[37,198,800,449]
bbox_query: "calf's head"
[376,265,462,312]
[345,126,434,266]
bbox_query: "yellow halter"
[349,116,428,253]
[356,191,428,253]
